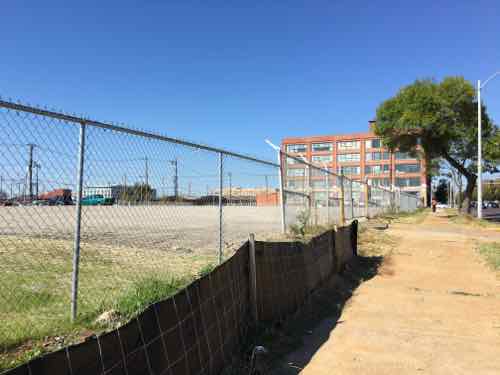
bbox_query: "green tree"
[375,77,499,213]
[119,183,155,202]
[434,179,449,204]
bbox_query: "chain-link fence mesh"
[0,98,420,354]
[281,149,420,229]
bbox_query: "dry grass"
[445,208,500,230]
[478,242,500,273]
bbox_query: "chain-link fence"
[0,98,419,352]
[281,151,420,229]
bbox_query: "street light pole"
[477,71,500,219]
[477,80,482,219]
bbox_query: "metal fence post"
[218,152,224,264]
[71,121,86,321]
[325,169,330,225]
[364,182,369,218]
[350,179,354,219]
[339,174,345,225]
[278,150,286,234]
[249,233,258,323]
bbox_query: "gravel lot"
[0,205,287,253]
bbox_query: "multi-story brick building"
[282,121,428,204]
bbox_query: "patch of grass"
[114,276,188,318]
[197,263,216,278]
[478,242,500,271]
[448,211,499,229]
[374,208,428,225]
[0,235,215,371]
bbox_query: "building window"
[311,142,333,152]
[395,151,417,160]
[313,191,327,203]
[368,178,391,187]
[310,167,333,177]
[286,144,307,153]
[286,168,305,177]
[338,166,361,175]
[365,164,390,175]
[311,180,326,188]
[337,140,360,150]
[395,177,421,187]
[287,194,307,204]
[365,139,382,149]
[311,155,333,163]
[286,180,305,189]
[337,153,360,162]
[366,151,390,161]
[287,156,306,165]
[395,164,420,173]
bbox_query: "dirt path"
[280,212,500,375]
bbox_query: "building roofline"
[282,130,378,144]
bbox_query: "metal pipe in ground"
[71,122,86,321]
[218,152,223,264]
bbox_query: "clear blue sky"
[2,0,499,162]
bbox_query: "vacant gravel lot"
[0,205,287,252]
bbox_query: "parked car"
[81,194,115,206]
[32,199,50,206]
[48,197,72,206]
[487,201,499,208]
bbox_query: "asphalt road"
[471,207,500,222]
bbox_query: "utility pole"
[265,175,269,197]
[27,144,35,200]
[144,157,149,202]
[477,72,500,218]
[170,159,178,200]
[228,172,232,205]
[34,162,41,198]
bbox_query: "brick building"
[282,121,428,204]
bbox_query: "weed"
[113,276,188,318]
[197,263,216,278]
[289,210,311,238]
[478,242,500,271]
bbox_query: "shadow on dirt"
[261,255,384,374]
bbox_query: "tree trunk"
[441,151,476,215]
[461,174,477,214]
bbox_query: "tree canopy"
[375,76,499,212]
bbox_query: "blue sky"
[2,0,499,162]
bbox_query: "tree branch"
[441,150,474,179]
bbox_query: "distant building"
[282,120,428,205]
[83,185,157,201]
[83,186,124,200]
[256,191,279,206]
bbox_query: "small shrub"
[290,210,311,238]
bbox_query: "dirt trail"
[280,212,500,375]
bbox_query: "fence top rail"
[0,98,279,168]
